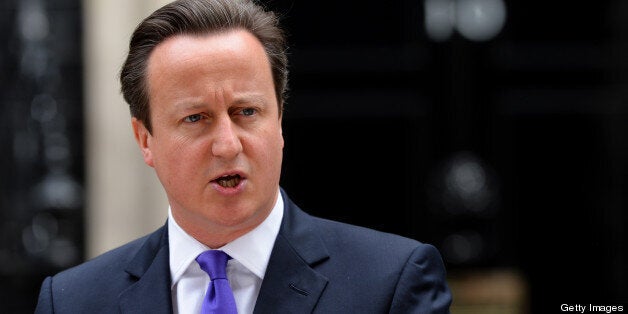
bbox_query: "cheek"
[260,132,284,168]
[153,136,206,175]
[244,128,283,165]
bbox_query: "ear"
[131,117,155,167]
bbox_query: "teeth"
[217,175,240,188]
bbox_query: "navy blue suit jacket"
[35,191,452,313]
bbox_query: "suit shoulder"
[303,215,451,313]
[310,216,429,255]
[36,227,168,313]
[57,234,147,278]
[48,227,164,293]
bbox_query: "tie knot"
[196,250,230,280]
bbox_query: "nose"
[211,117,243,159]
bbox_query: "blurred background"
[1,0,626,313]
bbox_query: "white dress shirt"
[168,192,284,314]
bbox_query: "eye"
[183,114,203,123]
[241,108,256,116]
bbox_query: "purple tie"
[196,250,238,314]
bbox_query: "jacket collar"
[115,189,330,314]
[119,224,173,314]
[254,189,330,313]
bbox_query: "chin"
[208,205,259,226]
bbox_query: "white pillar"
[83,0,171,258]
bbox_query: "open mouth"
[213,174,242,188]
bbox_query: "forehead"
[147,29,268,74]
[144,29,276,112]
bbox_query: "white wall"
[83,0,171,258]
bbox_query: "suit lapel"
[119,225,173,314]
[115,193,328,313]
[254,191,330,314]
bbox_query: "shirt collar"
[168,192,284,288]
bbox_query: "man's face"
[132,30,284,246]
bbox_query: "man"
[35,0,452,313]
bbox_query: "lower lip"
[210,178,247,195]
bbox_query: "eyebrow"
[171,93,269,112]
[232,94,268,106]
[171,101,206,114]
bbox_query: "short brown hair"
[120,0,288,133]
